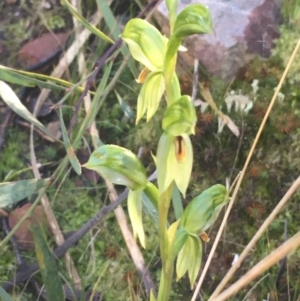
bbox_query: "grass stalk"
[192,37,300,301]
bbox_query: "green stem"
[172,184,184,220]
[157,184,174,301]
[164,36,182,105]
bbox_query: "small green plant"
[83,2,229,300]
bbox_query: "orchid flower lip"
[174,136,186,163]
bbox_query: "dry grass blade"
[61,0,114,44]
[191,34,300,301]
[26,7,106,291]
[34,11,103,114]
[199,83,239,137]
[79,63,156,291]
[29,130,82,288]
[72,0,155,294]
[0,81,60,142]
[209,176,300,300]
[210,231,300,301]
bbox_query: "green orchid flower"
[83,145,150,248]
[120,19,168,123]
[174,184,228,288]
[176,234,202,288]
[162,95,197,136]
[156,133,193,197]
[180,184,229,234]
[120,18,166,71]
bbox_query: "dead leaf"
[218,115,240,137]
[8,203,50,250]
[19,32,69,68]
[47,120,62,139]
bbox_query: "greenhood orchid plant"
[84,2,229,300]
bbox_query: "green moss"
[0,128,29,180]
[46,14,66,30]
[272,26,300,84]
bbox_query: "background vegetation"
[0,0,300,300]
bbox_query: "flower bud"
[180,184,229,234]
[162,95,197,136]
[173,4,212,38]
[120,18,166,71]
[157,133,193,197]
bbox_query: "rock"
[155,0,282,81]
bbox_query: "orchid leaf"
[83,145,147,190]
[0,179,49,209]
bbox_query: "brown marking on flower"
[174,136,186,163]
[200,232,210,242]
[136,67,150,83]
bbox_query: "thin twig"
[15,120,57,142]
[276,219,288,288]
[191,59,199,101]
[217,176,299,297]
[192,35,300,301]
[33,11,104,118]
[30,126,82,288]
[210,231,300,301]
[0,108,12,151]
[241,273,269,301]
[1,218,25,267]
[228,120,244,182]
[1,188,129,292]
[26,7,108,289]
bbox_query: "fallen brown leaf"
[8,203,50,250]
[19,32,69,68]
